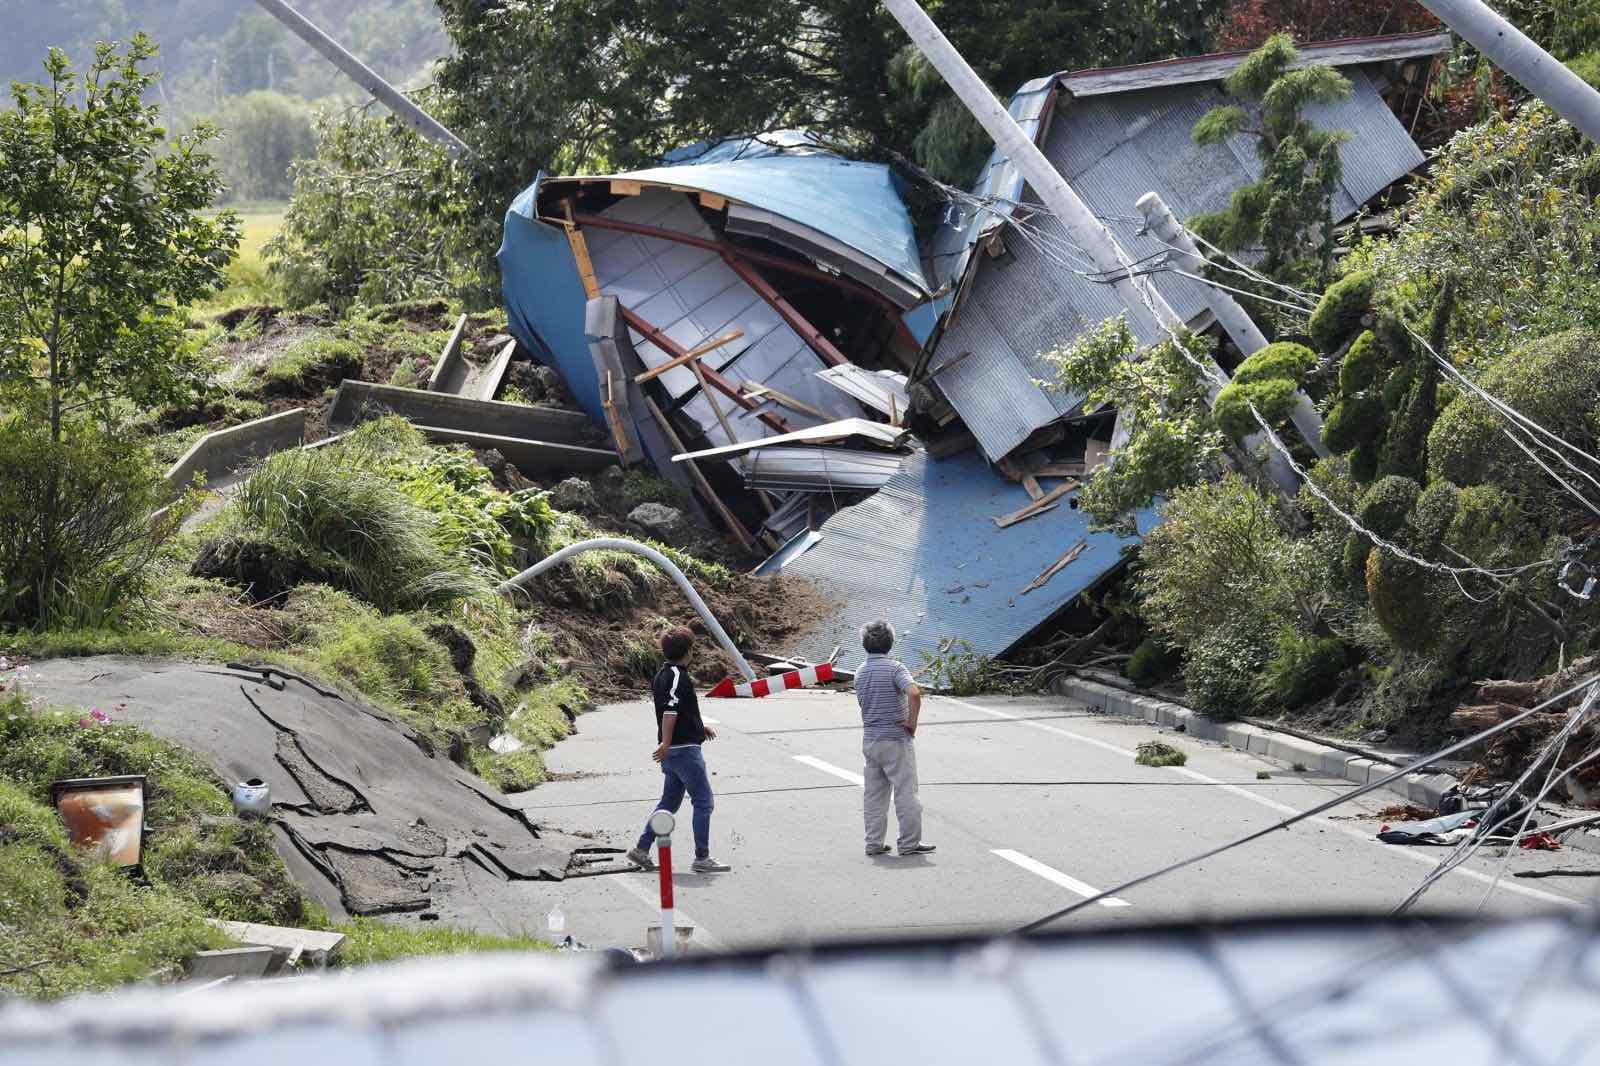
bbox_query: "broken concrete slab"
[327,379,594,445]
[208,920,346,971]
[187,947,274,981]
[414,424,616,477]
[166,408,307,492]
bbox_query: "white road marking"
[793,754,864,786]
[938,696,1577,908]
[702,716,720,724]
[993,849,1132,908]
[612,868,725,950]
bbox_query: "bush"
[1309,271,1375,351]
[1136,474,1301,648]
[1185,624,1273,720]
[1214,376,1299,442]
[1126,639,1182,687]
[0,418,178,628]
[1339,330,1384,393]
[1322,393,1385,455]
[1134,740,1188,767]
[1356,475,1421,539]
[224,443,485,612]
[1263,628,1347,709]
[1427,329,1600,524]
[1233,341,1317,386]
[1366,549,1438,652]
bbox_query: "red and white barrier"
[706,662,835,699]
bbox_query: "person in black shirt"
[625,626,732,873]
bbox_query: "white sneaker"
[691,856,732,873]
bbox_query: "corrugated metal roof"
[780,450,1153,672]
[815,365,910,419]
[741,447,907,492]
[586,188,860,447]
[563,131,930,298]
[934,66,1424,462]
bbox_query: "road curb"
[1051,675,1600,857]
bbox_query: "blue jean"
[636,744,714,859]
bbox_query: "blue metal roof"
[596,132,932,297]
[778,449,1156,673]
[498,179,604,425]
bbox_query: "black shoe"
[897,843,936,856]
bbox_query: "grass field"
[199,203,285,313]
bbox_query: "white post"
[1419,0,1600,142]
[1136,192,1329,459]
[252,0,470,157]
[878,0,1299,495]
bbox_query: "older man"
[855,620,935,858]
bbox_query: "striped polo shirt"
[856,653,915,741]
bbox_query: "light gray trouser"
[863,737,923,851]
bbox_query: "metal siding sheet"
[933,302,1067,461]
[783,451,1154,672]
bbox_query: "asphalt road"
[509,688,1600,952]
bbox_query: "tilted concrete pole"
[1419,0,1600,142]
[1136,192,1329,459]
[878,0,1299,494]
[253,0,469,157]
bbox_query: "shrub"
[1322,393,1386,455]
[1309,271,1375,351]
[1184,624,1273,720]
[1366,549,1438,652]
[1427,329,1600,524]
[1339,330,1383,393]
[1214,376,1299,443]
[0,417,179,628]
[1126,639,1182,687]
[224,444,485,612]
[1356,476,1422,539]
[1263,628,1347,709]
[1136,474,1301,648]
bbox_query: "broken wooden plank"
[1033,462,1086,478]
[644,397,758,555]
[561,206,601,299]
[1021,474,1045,501]
[742,382,828,420]
[633,329,744,384]
[601,370,633,460]
[699,191,728,210]
[993,480,1079,529]
[1021,539,1089,595]
[609,179,643,196]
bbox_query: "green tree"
[1190,34,1352,290]
[1043,317,1226,528]
[267,90,479,310]
[209,90,316,202]
[0,35,238,441]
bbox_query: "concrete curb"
[165,408,307,490]
[1052,675,1600,857]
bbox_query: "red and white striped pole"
[707,662,835,699]
[647,809,676,959]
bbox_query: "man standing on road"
[626,627,732,874]
[856,620,935,858]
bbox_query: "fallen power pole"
[1418,0,1600,143]
[878,0,1300,495]
[252,0,469,157]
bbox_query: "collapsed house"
[498,31,1449,671]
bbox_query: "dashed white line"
[937,696,1576,908]
[793,754,864,786]
[993,849,1132,907]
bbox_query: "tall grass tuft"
[227,445,486,613]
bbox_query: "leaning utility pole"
[1136,192,1329,459]
[1418,0,1600,142]
[252,0,469,157]
[878,0,1300,494]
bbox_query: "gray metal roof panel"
[782,450,1152,672]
